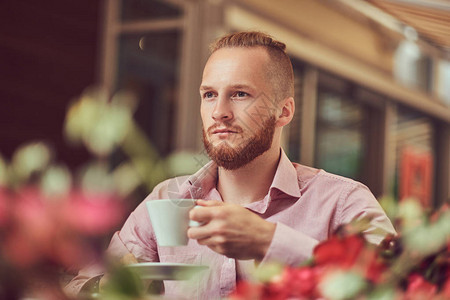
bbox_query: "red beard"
[202,115,276,170]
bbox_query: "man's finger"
[189,204,216,222]
[195,199,224,207]
[187,223,213,240]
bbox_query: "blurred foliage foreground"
[230,198,450,300]
[0,88,199,299]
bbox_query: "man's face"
[200,47,278,170]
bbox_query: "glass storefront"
[100,0,448,204]
[315,88,365,181]
[285,60,304,162]
[111,0,186,157]
[116,30,182,156]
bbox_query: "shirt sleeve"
[107,200,159,262]
[337,183,397,245]
[259,182,396,269]
[63,265,104,298]
[259,222,320,267]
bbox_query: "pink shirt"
[66,150,395,299]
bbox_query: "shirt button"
[228,258,234,263]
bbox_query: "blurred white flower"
[65,88,136,156]
[40,165,72,198]
[0,155,7,186]
[12,142,52,181]
[79,162,115,194]
[166,151,201,177]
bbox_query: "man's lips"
[212,128,238,134]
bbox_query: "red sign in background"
[399,147,433,207]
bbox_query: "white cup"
[146,199,199,247]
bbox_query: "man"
[66,31,395,299]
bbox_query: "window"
[285,59,304,162]
[103,0,186,156]
[120,0,182,21]
[315,90,365,180]
[116,30,182,155]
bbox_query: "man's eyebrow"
[199,85,213,91]
[199,84,255,91]
[229,84,253,90]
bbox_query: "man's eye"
[235,91,248,98]
[203,92,214,99]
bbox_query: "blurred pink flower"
[3,187,56,267]
[3,230,42,268]
[1,187,124,271]
[62,190,124,236]
[53,236,94,270]
[0,188,10,227]
[15,188,56,244]
[441,279,450,298]
[406,274,437,299]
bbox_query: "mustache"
[206,122,243,134]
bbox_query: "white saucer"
[126,262,208,280]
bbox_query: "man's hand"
[187,200,276,260]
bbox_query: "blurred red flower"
[365,251,387,283]
[313,235,364,269]
[406,274,437,299]
[276,266,320,299]
[231,203,450,300]
[230,280,262,300]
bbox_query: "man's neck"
[216,147,281,205]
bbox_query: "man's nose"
[212,96,233,121]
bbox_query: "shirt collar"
[180,149,301,210]
[269,149,301,199]
[245,149,301,214]
[181,161,218,199]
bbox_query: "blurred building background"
[1,0,449,207]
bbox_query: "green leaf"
[379,196,398,222]
[319,270,367,300]
[101,266,144,299]
[253,263,284,283]
[368,286,396,300]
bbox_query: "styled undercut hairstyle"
[209,31,295,101]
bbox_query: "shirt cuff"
[260,222,319,267]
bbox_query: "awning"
[367,0,450,53]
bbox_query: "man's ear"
[276,97,295,127]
